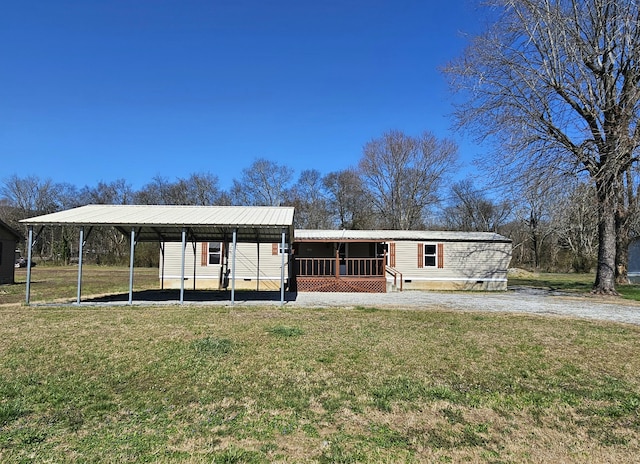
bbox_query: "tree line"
[1,128,622,275]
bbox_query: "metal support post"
[280,229,286,306]
[25,226,34,305]
[231,228,237,305]
[77,227,84,304]
[128,228,135,305]
[180,227,186,304]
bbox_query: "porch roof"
[294,229,511,243]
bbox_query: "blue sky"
[1,0,487,191]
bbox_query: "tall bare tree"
[442,179,512,232]
[286,169,333,229]
[134,173,223,205]
[555,182,599,272]
[81,179,133,205]
[231,158,293,206]
[359,130,457,230]
[1,174,60,216]
[323,169,376,229]
[446,0,640,293]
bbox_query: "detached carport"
[21,204,295,306]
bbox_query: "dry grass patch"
[0,306,639,462]
[1,265,159,305]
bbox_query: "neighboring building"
[0,219,21,285]
[629,238,640,283]
[162,229,512,292]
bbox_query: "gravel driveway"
[284,288,640,326]
[77,287,640,326]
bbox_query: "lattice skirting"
[296,277,386,293]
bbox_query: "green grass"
[617,286,640,301]
[0,265,159,305]
[508,272,595,292]
[1,306,640,462]
[509,271,640,301]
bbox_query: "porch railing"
[296,257,385,277]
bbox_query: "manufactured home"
[19,205,512,306]
[161,229,512,292]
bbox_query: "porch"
[294,255,387,293]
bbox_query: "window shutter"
[201,242,208,266]
[272,243,279,255]
[389,242,396,267]
[437,243,444,269]
[417,243,424,268]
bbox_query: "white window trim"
[208,242,223,266]
[277,243,290,255]
[423,243,438,268]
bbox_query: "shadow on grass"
[508,277,593,292]
[510,273,640,302]
[83,289,299,304]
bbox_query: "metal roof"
[294,229,511,243]
[21,205,295,243]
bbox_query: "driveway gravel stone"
[72,287,640,326]
[285,288,640,326]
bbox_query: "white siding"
[391,240,511,290]
[160,242,289,290]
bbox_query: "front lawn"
[1,305,639,462]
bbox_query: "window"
[418,243,444,269]
[272,243,290,255]
[279,243,290,255]
[424,244,437,267]
[208,242,222,265]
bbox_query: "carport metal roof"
[20,204,295,306]
[21,204,295,243]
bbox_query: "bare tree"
[135,175,173,205]
[286,169,333,229]
[442,179,512,232]
[445,0,640,293]
[555,182,599,272]
[323,169,375,229]
[359,130,457,230]
[81,179,133,205]
[1,174,60,215]
[180,172,222,206]
[517,177,564,269]
[134,173,223,205]
[231,158,293,206]
[0,175,83,262]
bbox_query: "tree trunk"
[615,207,630,286]
[593,188,618,294]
